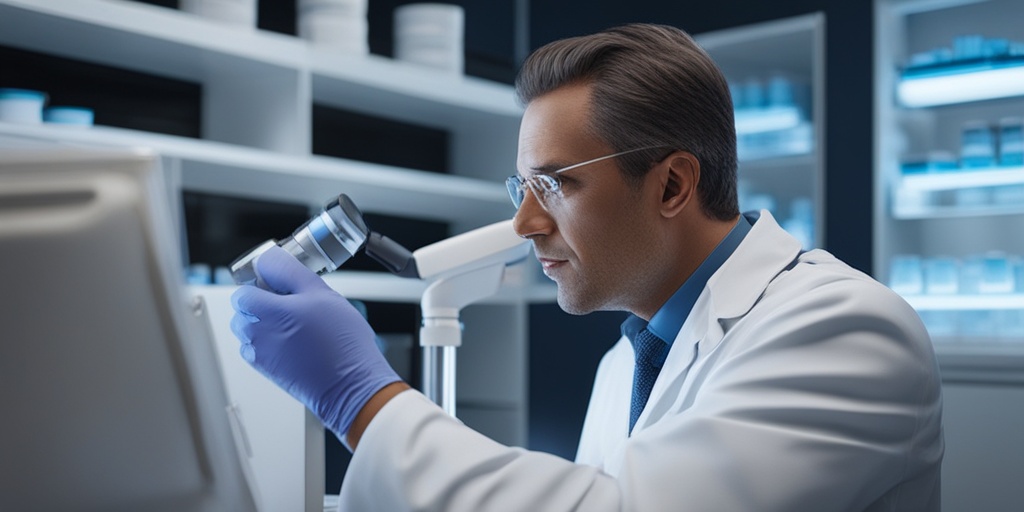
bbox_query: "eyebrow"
[516,163,565,180]
[531,164,568,174]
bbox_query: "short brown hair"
[515,23,739,221]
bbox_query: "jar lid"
[0,88,47,101]
[44,105,94,125]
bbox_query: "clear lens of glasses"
[507,174,560,209]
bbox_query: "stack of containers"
[899,116,1024,210]
[298,0,369,55]
[393,3,464,74]
[889,252,1024,338]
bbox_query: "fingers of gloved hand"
[229,311,258,363]
[230,285,264,320]
[254,245,327,295]
[230,311,255,343]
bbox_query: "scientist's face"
[513,83,665,316]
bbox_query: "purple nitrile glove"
[230,245,401,437]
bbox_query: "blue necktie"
[629,328,666,435]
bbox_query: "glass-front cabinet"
[875,0,1024,361]
[697,13,825,250]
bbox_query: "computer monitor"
[0,149,258,511]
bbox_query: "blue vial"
[998,117,1024,166]
[889,255,924,295]
[961,121,996,169]
[924,256,960,295]
[766,74,795,108]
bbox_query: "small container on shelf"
[961,120,996,169]
[298,0,369,54]
[962,253,1015,295]
[43,106,94,127]
[980,253,1016,294]
[393,3,465,74]
[953,186,991,207]
[889,254,924,295]
[742,78,765,109]
[900,151,958,175]
[0,88,47,124]
[923,256,960,295]
[186,263,213,285]
[998,117,1024,166]
[766,73,796,108]
[180,0,257,28]
[952,34,986,61]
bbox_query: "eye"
[531,174,560,194]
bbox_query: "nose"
[512,187,554,239]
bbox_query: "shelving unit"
[696,13,825,250]
[874,0,1024,347]
[875,4,1024,508]
[0,1,538,510]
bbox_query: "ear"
[659,151,699,218]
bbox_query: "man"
[231,23,943,511]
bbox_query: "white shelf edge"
[695,12,822,49]
[0,0,306,69]
[897,63,1024,108]
[739,152,816,169]
[903,293,1024,310]
[888,0,989,17]
[734,106,803,134]
[737,147,815,163]
[899,166,1024,191]
[0,121,508,204]
[309,53,522,119]
[0,0,520,123]
[892,202,1024,219]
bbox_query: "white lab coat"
[340,211,943,511]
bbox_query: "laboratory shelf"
[310,52,522,131]
[0,121,512,225]
[898,58,1024,108]
[0,0,522,132]
[892,201,1024,219]
[892,166,1024,219]
[898,165,1024,191]
[696,13,824,249]
[903,293,1024,311]
[734,106,804,134]
[0,0,305,82]
[1,0,531,505]
[738,153,816,170]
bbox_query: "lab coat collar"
[629,210,802,438]
[704,210,803,320]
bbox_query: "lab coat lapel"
[631,211,803,434]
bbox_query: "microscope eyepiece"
[229,194,418,287]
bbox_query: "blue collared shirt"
[622,215,753,362]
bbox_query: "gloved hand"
[230,245,402,437]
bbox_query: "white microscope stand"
[410,220,531,417]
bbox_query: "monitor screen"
[0,149,257,512]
